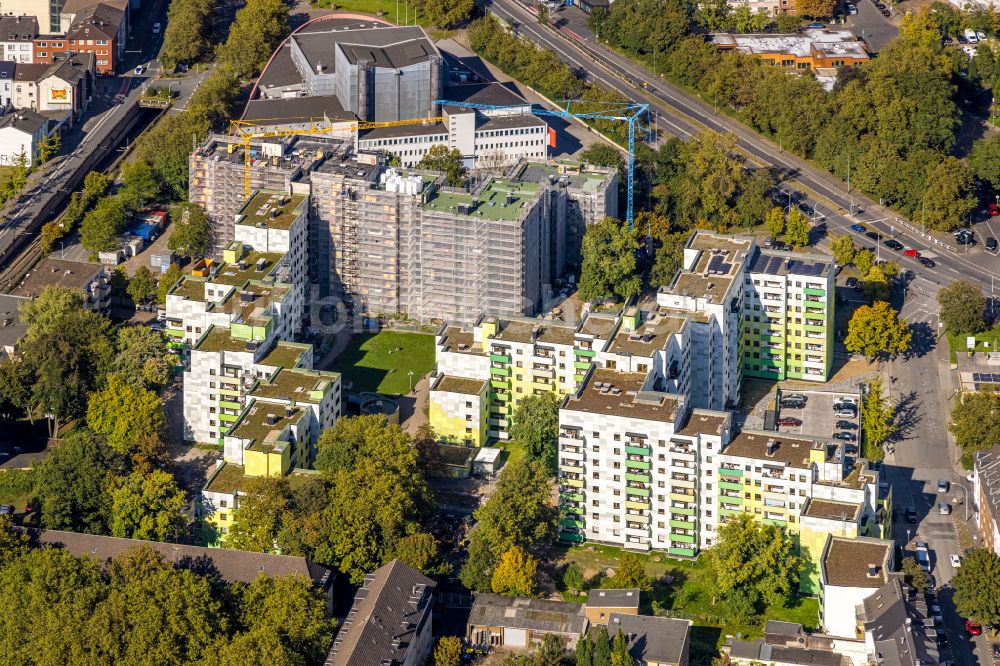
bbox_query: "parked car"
[950,554,963,568]
[764,236,774,248]
[850,223,866,233]
[905,508,918,524]
[806,22,825,28]
[839,396,858,404]
[987,202,999,217]
[784,394,807,402]
[0,505,12,516]
[836,420,857,430]
[777,417,803,426]
[938,503,952,515]
[986,237,998,252]
[866,231,882,241]
[152,22,161,33]
[967,620,982,636]
[991,643,1000,658]
[918,256,936,268]
[930,603,944,623]
[834,409,857,419]
[884,239,904,251]
[833,402,857,412]
[903,248,920,258]
[845,277,858,289]
[781,400,806,410]
[833,432,856,442]
[134,65,145,75]
[964,29,979,43]
[938,479,949,493]
[915,541,930,571]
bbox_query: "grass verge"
[330,330,435,395]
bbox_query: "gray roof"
[339,39,436,70]
[861,577,940,666]
[327,559,435,666]
[292,25,435,73]
[586,588,641,609]
[43,53,93,85]
[13,63,50,83]
[477,113,548,132]
[442,82,528,108]
[976,446,1000,526]
[67,2,125,39]
[728,640,851,666]
[0,108,47,135]
[0,15,38,41]
[764,620,804,639]
[30,529,332,587]
[242,95,351,124]
[608,613,691,665]
[0,294,27,353]
[468,593,587,635]
[0,62,14,80]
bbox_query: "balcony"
[669,532,696,544]
[560,518,585,529]
[762,469,785,479]
[574,348,596,357]
[625,458,651,471]
[573,360,591,371]
[669,491,695,503]
[625,472,651,483]
[560,491,584,502]
[624,500,649,511]
[489,366,510,377]
[489,353,511,364]
[559,462,584,474]
[625,512,650,524]
[669,518,695,529]
[719,480,742,492]
[625,486,651,498]
[559,478,583,489]
[668,545,697,557]
[625,521,648,531]
[670,504,695,515]
[719,490,742,500]
[719,465,743,476]
[625,444,651,456]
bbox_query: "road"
[484,0,999,296]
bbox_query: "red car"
[967,620,983,636]
[904,248,920,258]
[777,417,803,426]
[988,203,999,217]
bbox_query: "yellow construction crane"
[229,116,446,198]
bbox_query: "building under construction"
[190,134,616,323]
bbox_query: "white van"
[964,29,979,43]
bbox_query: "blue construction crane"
[433,99,652,229]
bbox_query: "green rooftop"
[236,191,306,231]
[210,251,285,287]
[436,375,486,395]
[253,367,337,404]
[221,283,289,323]
[205,463,249,495]
[195,326,250,354]
[421,179,540,222]
[230,403,306,448]
[170,277,207,302]
[260,341,309,369]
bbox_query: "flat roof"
[677,410,730,437]
[711,29,868,59]
[586,588,640,609]
[750,249,832,279]
[823,537,892,588]
[489,317,576,346]
[231,402,306,447]
[439,326,482,355]
[722,431,827,468]
[803,498,861,521]
[578,313,618,339]
[436,375,486,395]
[607,312,685,356]
[564,369,682,423]
[665,232,752,303]
[220,283,289,324]
[205,463,248,494]
[195,327,249,354]
[211,251,284,287]
[237,191,306,231]
[259,341,309,369]
[421,179,539,222]
[13,257,100,297]
[252,367,337,404]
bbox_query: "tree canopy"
[844,301,912,360]
[578,217,641,303]
[109,469,186,541]
[168,204,212,259]
[949,393,1000,455]
[509,392,561,475]
[491,546,538,597]
[86,374,165,455]
[418,145,466,187]
[953,548,1000,627]
[937,280,987,334]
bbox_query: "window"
[219,513,227,521]
[37,52,46,57]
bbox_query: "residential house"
[10,61,47,107]
[57,0,128,32]
[0,15,38,63]
[0,61,14,105]
[0,106,47,165]
[467,594,588,652]
[857,576,942,665]
[819,536,894,638]
[585,588,640,626]
[606,614,692,666]
[9,53,92,122]
[0,293,28,358]
[326,560,436,666]
[12,257,111,311]
[974,445,1000,555]
[34,1,125,74]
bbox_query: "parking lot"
[773,388,862,448]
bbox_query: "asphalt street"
[485,0,999,296]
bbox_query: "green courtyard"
[329,330,435,395]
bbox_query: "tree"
[576,632,594,666]
[115,325,174,389]
[901,556,930,591]
[578,217,641,303]
[937,280,986,334]
[158,263,183,303]
[216,0,289,78]
[953,548,1000,627]
[34,431,122,534]
[593,626,611,666]
[970,133,1000,191]
[784,208,810,248]
[921,157,977,232]
[649,230,687,289]
[167,204,212,259]
[38,131,61,163]
[949,393,1000,455]
[80,195,128,253]
[234,574,335,663]
[765,206,785,238]
[86,374,165,455]
[418,0,474,28]
[510,392,560,475]
[418,145,466,187]
[119,160,160,210]
[186,65,242,130]
[563,562,586,596]
[224,476,293,553]
[535,633,568,666]
[710,514,802,611]
[580,143,625,170]
[844,301,912,360]
[611,629,634,666]
[393,532,449,576]
[861,378,895,461]
[860,264,892,302]
[126,266,158,305]
[110,469,187,541]
[830,236,857,266]
[460,459,558,591]
[491,546,538,597]
[433,636,464,666]
[83,171,110,204]
[315,414,416,476]
[604,552,652,591]
[794,0,836,17]
[854,248,875,277]
[161,0,215,69]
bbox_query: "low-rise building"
[606,613,692,666]
[0,293,27,358]
[327,560,436,666]
[585,588,640,625]
[34,1,125,74]
[0,107,47,165]
[0,15,38,63]
[12,256,110,310]
[974,445,1000,555]
[467,594,588,652]
[857,576,941,665]
[8,53,92,122]
[819,536,894,638]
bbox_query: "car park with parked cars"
[833,432,856,442]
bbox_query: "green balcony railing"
[625,459,651,470]
[625,445,651,456]
[625,472,651,483]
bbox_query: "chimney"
[265,413,278,426]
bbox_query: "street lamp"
[408,370,415,393]
[953,480,972,522]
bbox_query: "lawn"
[558,544,819,665]
[330,330,435,395]
[946,323,1000,364]
[309,0,434,28]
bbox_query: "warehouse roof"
[469,594,587,635]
